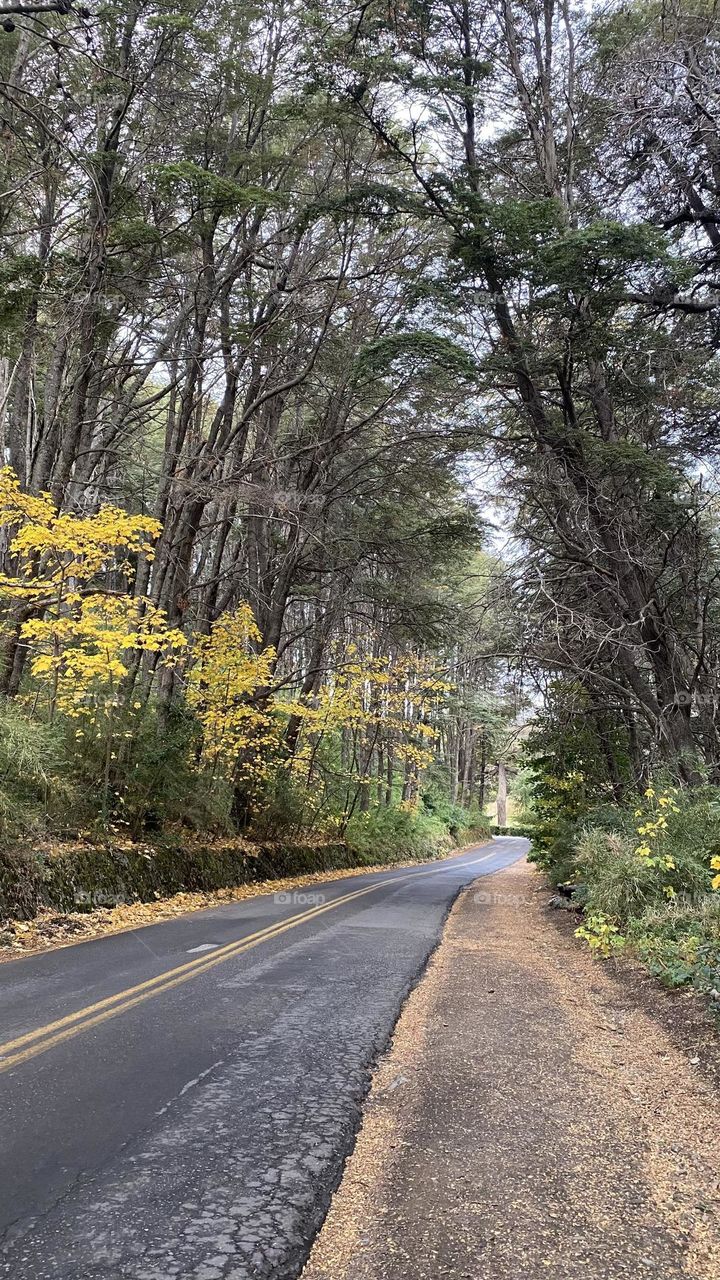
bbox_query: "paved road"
[0,837,527,1280]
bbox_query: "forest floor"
[302,859,720,1280]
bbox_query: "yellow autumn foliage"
[0,466,160,605]
[0,467,183,732]
[185,605,277,783]
[22,595,185,729]
[283,644,452,796]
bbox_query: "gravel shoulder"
[302,859,720,1280]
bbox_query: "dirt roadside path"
[302,859,720,1280]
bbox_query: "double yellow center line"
[0,850,496,1075]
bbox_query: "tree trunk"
[496,761,508,828]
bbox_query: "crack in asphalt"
[4,997,381,1278]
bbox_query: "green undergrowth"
[345,804,489,863]
[528,785,720,1006]
[0,688,491,927]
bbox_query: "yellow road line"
[0,883,379,1057]
[0,849,497,1075]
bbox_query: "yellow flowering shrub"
[633,787,680,896]
[575,913,626,957]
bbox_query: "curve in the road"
[0,836,528,1280]
[0,849,498,1074]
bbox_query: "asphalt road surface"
[0,837,527,1280]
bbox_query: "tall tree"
[328,0,720,783]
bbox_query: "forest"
[1,0,720,989]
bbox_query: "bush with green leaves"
[345,805,453,864]
[521,682,634,880]
[344,796,490,866]
[567,785,720,998]
[574,828,668,919]
[625,898,720,993]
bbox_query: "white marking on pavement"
[186,942,219,953]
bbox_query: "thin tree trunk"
[496,761,508,829]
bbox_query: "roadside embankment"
[0,826,490,957]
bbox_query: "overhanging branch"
[1,0,88,26]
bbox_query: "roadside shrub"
[575,912,626,957]
[567,785,720,999]
[575,807,712,916]
[648,788,720,876]
[454,804,491,842]
[527,812,582,883]
[420,775,487,841]
[626,897,720,992]
[574,828,660,918]
[580,801,636,838]
[345,805,454,864]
